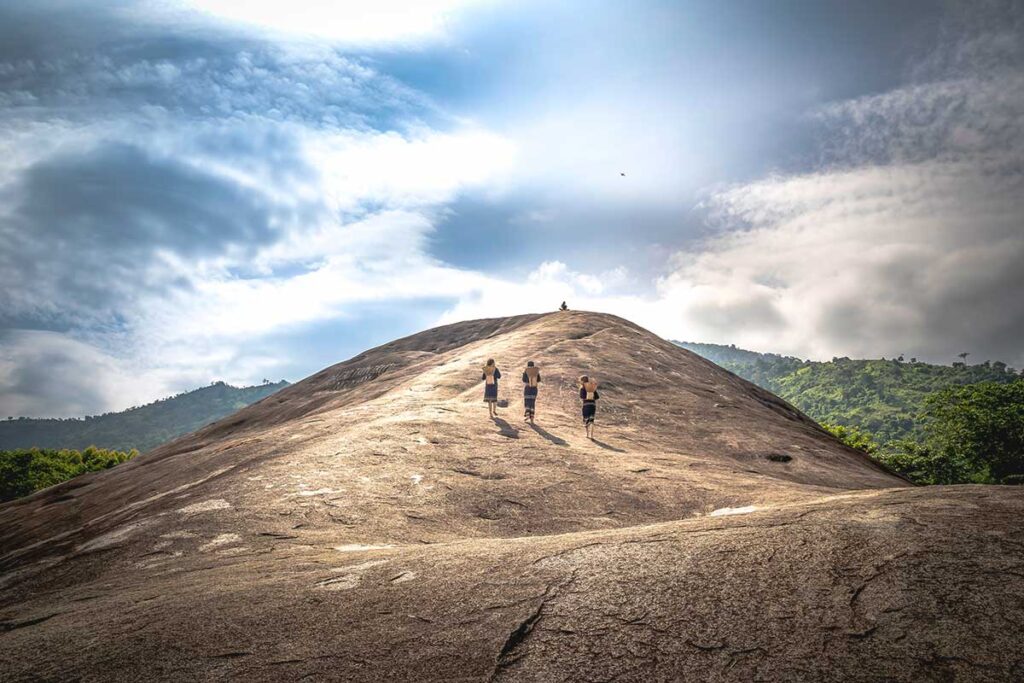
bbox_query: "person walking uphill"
[482,359,501,418]
[578,375,599,439]
[522,361,541,423]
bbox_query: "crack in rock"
[0,612,61,632]
[489,572,578,681]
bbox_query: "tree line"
[677,342,1024,485]
[0,446,138,503]
[825,380,1024,484]
[0,380,288,453]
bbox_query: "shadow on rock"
[528,422,568,446]
[592,438,626,453]
[492,417,519,439]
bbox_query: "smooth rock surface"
[1,311,1021,681]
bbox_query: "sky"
[0,0,1022,417]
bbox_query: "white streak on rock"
[709,505,757,517]
[200,533,242,552]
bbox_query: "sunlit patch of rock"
[709,505,758,517]
[176,499,232,515]
[199,533,242,552]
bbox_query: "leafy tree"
[822,423,879,454]
[920,381,1024,484]
[872,440,973,485]
[676,341,1024,486]
[675,341,1021,446]
[825,383,1024,485]
[0,447,138,503]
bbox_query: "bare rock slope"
[1,311,1022,681]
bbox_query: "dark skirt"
[484,383,498,402]
[524,396,536,416]
[582,402,596,424]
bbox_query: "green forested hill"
[675,342,1021,444]
[1,447,139,503]
[0,381,289,453]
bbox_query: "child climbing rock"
[522,361,541,423]
[482,359,501,418]
[578,375,599,439]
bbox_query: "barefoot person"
[578,375,599,439]
[482,359,501,418]
[522,361,541,423]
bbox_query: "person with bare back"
[578,375,599,439]
[482,359,501,418]
[522,361,541,423]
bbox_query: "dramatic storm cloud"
[0,0,1021,416]
[656,1,1024,366]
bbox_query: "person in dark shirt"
[578,375,599,439]
[482,359,501,418]
[522,361,541,423]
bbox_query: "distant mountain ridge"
[674,341,1021,443]
[672,341,796,367]
[0,380,288,453]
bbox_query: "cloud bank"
[655,1,1024,367]
[0,0,1021,418]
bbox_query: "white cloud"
[0,331,182,418]
[654,11,1024,366]
[144,0,492,46]
[147,212,462,340]
[435,261,652,327]
[53,121,519,402]
[0,26,528,412]
[657,160,1024,364]
[137,123,518,338]
[303,127,516,216]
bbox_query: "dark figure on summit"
[482,359,501,418]
[522,361,541,423]
[559,301,568,311]
[578,375,599,439]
